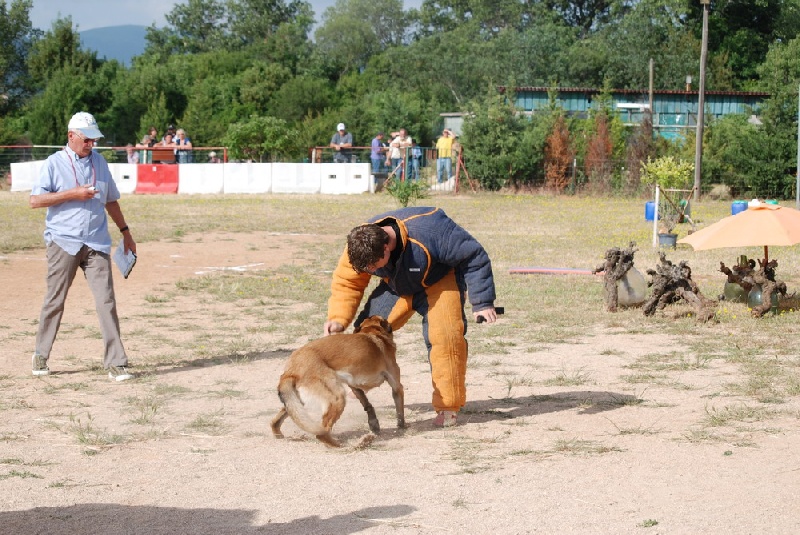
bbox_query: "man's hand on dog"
[324,320,344,335]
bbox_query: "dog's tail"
[277,375,329,437]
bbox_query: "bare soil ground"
[1,232,799,534]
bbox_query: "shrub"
[640,155,694,190]
[385,178,428,207]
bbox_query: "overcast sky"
[29,0,422,32]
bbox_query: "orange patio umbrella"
[678,202,800,263]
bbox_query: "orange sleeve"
[326,247,372,329]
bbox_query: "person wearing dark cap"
[29,112,136,382]
[163,124,176,142]
[330,122,353,163]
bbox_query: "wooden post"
[693,0,710,203]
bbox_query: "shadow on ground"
[150,349,292,376]
[0,503,416,535]
[408,390,641,426]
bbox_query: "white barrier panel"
[222,162,271,193]
[10,160,45,192]
[272,163,321,194]
[108,163,138,194]
[320,163,370,194]
[429,176,456,192]
[177,163,225,194]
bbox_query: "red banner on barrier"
[135,164,179,194]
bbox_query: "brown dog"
[270,316,405,447]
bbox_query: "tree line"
[2,0,800,196]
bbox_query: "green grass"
[66,413,128,448]
[703,404,779,427]
[185,410,228,435]
[552,438,622,455]
[125,395,166,425]
[542,367,592,387]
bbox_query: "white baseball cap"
[337,123,346,131]
[68,112,104,139]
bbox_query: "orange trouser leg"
[423,271,467,412]
[355,274,467,411]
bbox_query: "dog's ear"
[355,316,391,334]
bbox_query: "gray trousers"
[35,242,127,368]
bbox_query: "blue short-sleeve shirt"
[31,146,120,256]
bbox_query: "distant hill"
[80,25,147,66]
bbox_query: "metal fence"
[311,146,459,188]
[0,145,228,170]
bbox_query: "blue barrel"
[645,201,657,221]
[731,200,747,215]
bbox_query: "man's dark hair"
[347,224,389,273]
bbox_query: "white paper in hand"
[113,240,137,279]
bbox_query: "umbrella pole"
[764,245,769,265]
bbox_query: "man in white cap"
[29,111,136,381]
[329,122,353,163]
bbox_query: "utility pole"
[648,58,654,116]
[796,84,800,209]
[693,0,710,203]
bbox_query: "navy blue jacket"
[328,207,496,326]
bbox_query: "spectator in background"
[451,133,461,174]
[411,141,422,181]
[435,129,454,183]
[126,143,139,165]
[370,132,385,174]
[136,134,153,164]
[160,132,175,148]
[163,124,176,143]
[147,127,159,148]
[330,123,353,163]
[174,128,193,163]
[208,151,222,163]
[389,128,412,179]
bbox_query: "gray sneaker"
[32,354,50,376]
[108,366,134,382]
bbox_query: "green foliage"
[460,88,526,190]
[268,75,334,123]
[223,115,300,162]
[145,0,230,56]
[227,0,314,49]
[703,0,791,85]
[384,177,428,207]
[27,17,101,88]
[640,156,694,190]
[589,0,699,90]
[239,62,293,114]
[0,0,37,113]
[0,115,26,145]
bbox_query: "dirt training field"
[1,192,799,534]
